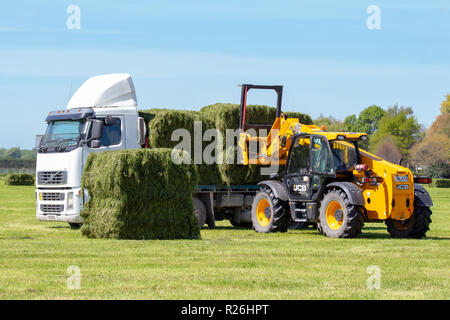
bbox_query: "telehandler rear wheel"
[251,188,290,233]
[385,205,432,239]
[319,189,364,238]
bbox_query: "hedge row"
[0,159,35,169]
[4,173,35,186]
[431,178,450,188]
[80,148,201,240]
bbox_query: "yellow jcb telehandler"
[238,84,433,238]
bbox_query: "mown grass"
[0,181,448,299]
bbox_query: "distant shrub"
[432,178,450,188]
[5,173,35,186]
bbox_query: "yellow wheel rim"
[256,198,271,227]
[326,200,344,231]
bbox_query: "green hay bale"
[141,108,221,185]
[80,148,200,240]
[81,197,199,240]
[147,109,213,149]
[5,173,35,186]
[82,148,198,201]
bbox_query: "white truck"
[35,74,257,229]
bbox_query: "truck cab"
[35,74,145,226]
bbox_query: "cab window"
[311,136,334,174]
[330,141,357,172]
[88,118,121,147]
[287,138,310,174]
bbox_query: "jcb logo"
[293,184,307,192]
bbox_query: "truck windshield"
[39,120,86,152]
[329,140,357,172]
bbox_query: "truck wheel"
[319,189,364,238]
[251,188,290,233]
[193,197,207,228]
[69,223,82,230]
[386,205,432,239]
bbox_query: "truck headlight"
[67,192,74,210]
[395,175,409,183]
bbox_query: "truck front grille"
[37,171,67,185]
[41,204,64,213]
[42,192,65,201]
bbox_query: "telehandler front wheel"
[251,188,290,233]
[385,206,432,239]
[319,189,364,238]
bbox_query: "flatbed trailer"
[194,185,260,228]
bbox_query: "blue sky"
[1,0,449,149]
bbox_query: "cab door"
[81,115,125,173]
[309,135,336,196]
[283,135,313,201]
[283,135,335,202]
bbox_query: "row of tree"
[0,147,36,160]
[313,95,450,178]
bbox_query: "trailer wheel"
[386,205,432,239]
[193,197,207,228]
[251,188,290,233]
[319,189,364,238]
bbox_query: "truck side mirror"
[90,140,101,149]
[35,134,44,149]
[104,115,117,126]
[91,119,104,140]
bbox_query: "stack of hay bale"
[139,104,312,186]
[80,148,201,240]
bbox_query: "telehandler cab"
[238,84,433,238]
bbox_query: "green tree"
[352,105,386,135]
[343,114,357,131]
[313,114,347,132]
[344,105,386,150]
[369,105,423,157]
[5,147,21,159]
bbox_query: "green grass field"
[0,181,448,299]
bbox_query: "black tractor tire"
[193,197,207,228]
[251,188,290,233]
[319,189,364,238]
[385,205,432,239]
[69,223,82,230]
